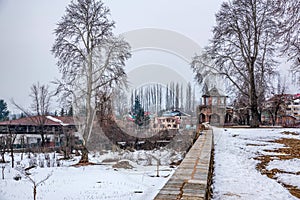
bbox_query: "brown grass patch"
[281,131,299,136]
[254,138,300,198]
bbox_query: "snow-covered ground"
[2,128,299,200]
[212,127,300,200]
[0,149,181,200]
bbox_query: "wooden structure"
[0,116,77,148]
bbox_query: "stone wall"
[155,128,214,199]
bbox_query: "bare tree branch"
[191,0,280,127]
[52,0,131,163]
[11,82,53,147]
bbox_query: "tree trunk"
[250,106,260,127]
[40,132,46,148]
[249,62,260,128]
[2,166,4,179]
[79,145,89,163]
[273,112,278,126]
[271,113,276,126]
[33,185,37,200]
[1,153,5,163]
[63,147,70,160]
[63,134,71,159]
[10,145,14,168]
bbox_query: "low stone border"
[155,128,214,200]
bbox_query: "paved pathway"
[155,129,213,200]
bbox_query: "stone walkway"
[155,129,213,200]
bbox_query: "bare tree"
[180,83,184,110]
[58,125,75,160]
[165,84,170,110]
[0,124,17,167]
[30,83,51,116]
[263,77,288,126]
[169,82,174,109]
[264,94,285,126]
[7,126,17,168]
[185,82,192,114]
[17,166,52,200]
[112,88,128,119]
[158,84,162,112]
[274,0,300,71]
[175,83,179,109]
[96,84,117,122]
[0,136,7,163]
[52,0,131,163]
[191,0,279,127]
[233,94,250,125]
[12,82,52,147]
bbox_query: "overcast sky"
[0,0,223,113]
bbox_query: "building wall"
[157,116,180,130]
[198,96,227,126]
[287,99,300,120]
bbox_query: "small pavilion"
[197,87,227,126]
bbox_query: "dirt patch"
[223,192,241,198]
[254,135,300,198]
[246,143,268,146]
[102,158,120,163]
[112,160,134,169]
[71,162,97,167]
[281,131,299,136]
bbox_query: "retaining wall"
[155,129,214,200]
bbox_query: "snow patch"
[212,127,298,200]
[0,150,176,200]
[46,115,69,126]
[275,173,300,189]
[266,158,300,173]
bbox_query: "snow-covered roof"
[0,116,75,126]
[162,110,190,117]
[46,116,69,126]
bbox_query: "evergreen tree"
[133,96,142,116]
[67,106,73,116]
[132,96,149,126]
[0,99,9,121]
[60,108,65,116]
[11,114,17,120]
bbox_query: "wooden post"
[151,155,160,177]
